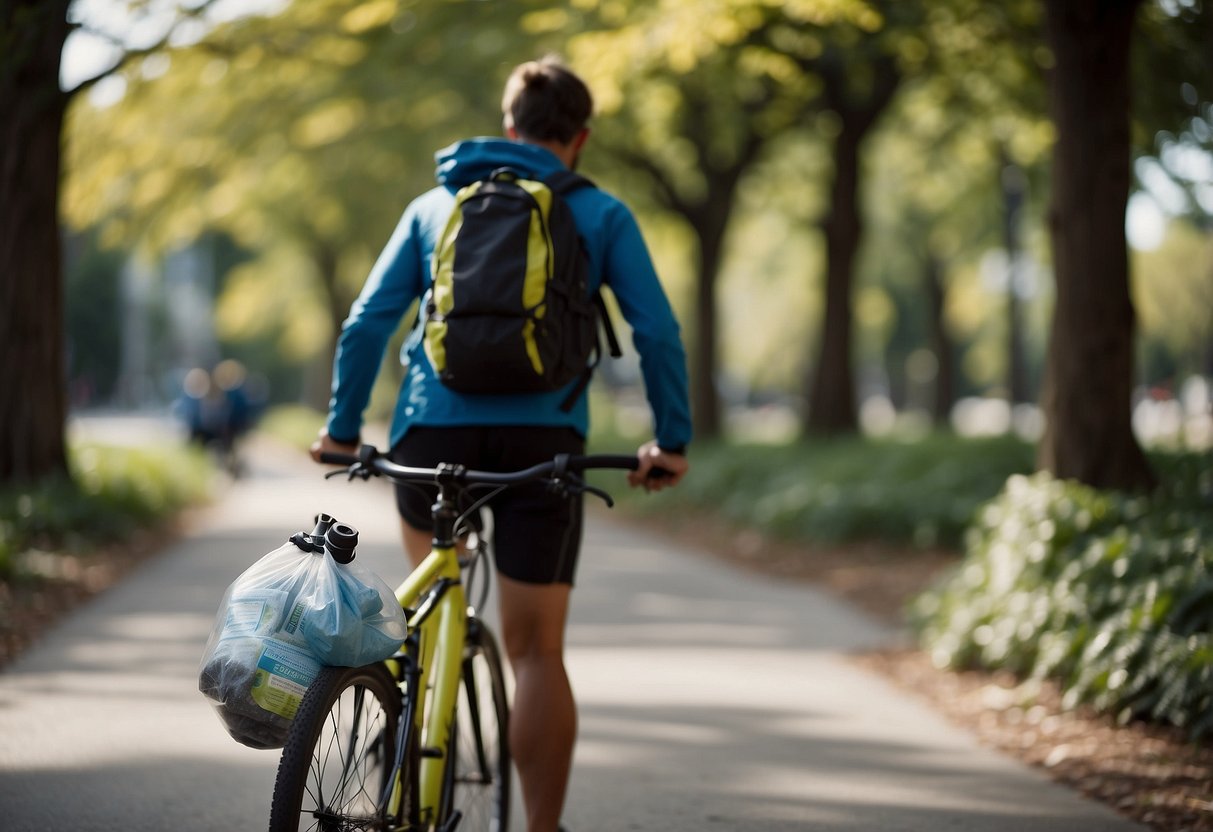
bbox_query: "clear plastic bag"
[198,517,407,749]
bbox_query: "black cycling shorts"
[390,426,585,585]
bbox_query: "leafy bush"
[0,443,213,579]
[608,434,1034,549]
[913,452,1213,739]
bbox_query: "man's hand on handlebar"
[310,429,358,465]
[628,440,688,493]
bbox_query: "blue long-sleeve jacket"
[326,138,693,452]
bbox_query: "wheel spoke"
[269,665,404,832]
[461,666,491,780]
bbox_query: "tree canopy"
[4,0,1210,488]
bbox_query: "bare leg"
[497,574,574,832]
[405,518,572,830]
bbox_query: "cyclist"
[311,55,691,832]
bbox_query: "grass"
[604,432,1036,550]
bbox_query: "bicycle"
[267,444,639,832]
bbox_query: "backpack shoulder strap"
[542,170,596,196]
[543,169,622,412]
[543,170,621,358]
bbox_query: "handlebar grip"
[318,451,360,466]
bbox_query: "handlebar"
[319,444,641,489]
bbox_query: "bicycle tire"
[441,621,511,831]
[269,663,406,832]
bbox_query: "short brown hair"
[501,56,593,144]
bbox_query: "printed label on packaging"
[285,602,305,634]
[222,589,286,637]
[223,599,268,634]
[250,637,322,719]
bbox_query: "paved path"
[0,434,1143,831]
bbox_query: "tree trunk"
[1001,153,1030,405]
[679,81,759,443]
[689,219,727,440]
[805,120,862,435]
[924,253,956,427]
[1038,0,1155,489]
[804,56,900,436]
[0,2,72,483]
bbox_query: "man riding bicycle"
[311,55,691,832]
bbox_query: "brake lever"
[324,464,372,481]
[547,472,615,508]
[582,483,615,508]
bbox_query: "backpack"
[423,168,620,411]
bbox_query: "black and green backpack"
[423,168,620,411]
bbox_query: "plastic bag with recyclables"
[197,522,406,749]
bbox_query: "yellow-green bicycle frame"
[388,536,468,829]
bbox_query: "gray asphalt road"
[0,429,1143,831]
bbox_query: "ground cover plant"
[914,451,1213,740]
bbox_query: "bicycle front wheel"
[269,663,404,832]
[442,621,511,831]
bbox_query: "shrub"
[0,443,213,579]
[913,452,1213,739]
